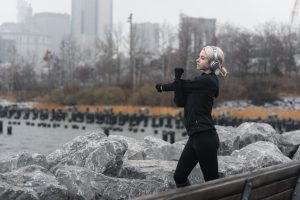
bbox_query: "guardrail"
[136,161,300,200]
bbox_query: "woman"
[155,46,228,187]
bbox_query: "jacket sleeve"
[173,79,186,107]
[160,78,209,92]
[161,82,174,91]
[182,78,219,97]
[160,81,186,107]
[181,79,208,92]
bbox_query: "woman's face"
[196,50,208,70]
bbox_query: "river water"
[0,117,186,158]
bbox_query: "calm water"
[0,118,186,158]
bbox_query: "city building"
[0,0,71,67]
[0,35,16,64]
[17,0,33,24]
[0,22,49,66]
[71,0,113,46]
[179,14,216,52]
[179,14,216,75]
[32,12,71,53]
[132,22,160,57]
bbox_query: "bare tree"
[233,31,253,73]
[113,23,125,84]
[0,45,21,94]
[159,21,178,81]
[179,15,216,77]
[60,36,81,85]
[254,22,288,74]
[74,64,95,87]
[217,23,242,74]
[95,29,116,85]
[277,24,297,74]
[43,50,63,88]
[178,18,193,76]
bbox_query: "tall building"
[0,35,16,64]
[179,14,216,53]
[71,0,113,45]
[0,22,49,66]
[0,10,70,69]
[17,0,33,24]
[32,13,71,53]
[133,22,160,57]
[179,14,216,75]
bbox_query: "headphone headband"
[212,47,218,61]
[208,46,220,71]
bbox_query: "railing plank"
[218,194,241,200]
[250,163,300,188]
[251,176,297,199]
[136,161,300,200]
[261,189,294,200]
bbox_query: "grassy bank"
[33,104,300,121]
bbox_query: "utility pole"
[128,13,136,90]
[290,0,300,33]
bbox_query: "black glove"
[175,68,184,79]
[155,83,163,92]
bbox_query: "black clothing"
[173,130,220,183]
[159,72,220,186]
[161,73,219,136]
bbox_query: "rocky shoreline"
[1,122,300,199]
[216,96,300,110]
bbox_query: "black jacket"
[161,73,219,136]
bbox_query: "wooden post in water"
[7,126,12,135]
[0,121,2,134]
[162,131,168,142]
[169,131,175,144]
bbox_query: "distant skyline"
[0,0,296,29]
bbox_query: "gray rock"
[54,165,167,200]
[84,138,128,176]
[218,156,246,177]
[279,130,300,157]
[173,139,188,146]
[216,125,240,155]
[236,122,279,149]
[118,136,183,161]
[144,136,170,148]
[0,165,82,200]
[2,122,295,200]
[119,160,204,188]
[232,141,291,169]
[292,147,300,160]
[109,135,145,160]
[143,144,184,161]
[47,131,107,167]
[219,141,291,177]
[47,131,128,176]
[0,152,48,173]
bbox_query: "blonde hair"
[202,46,228,77]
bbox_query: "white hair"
[202,46,228,77]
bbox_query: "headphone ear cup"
[209,60,220,71]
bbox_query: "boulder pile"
[1,122,299,199]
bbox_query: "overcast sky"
[0,0,296,29]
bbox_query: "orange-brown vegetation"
[33,104,300,121]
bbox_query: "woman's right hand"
[175,68,184,79]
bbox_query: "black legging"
[173,130,220,187]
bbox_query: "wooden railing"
[136,161,300,200]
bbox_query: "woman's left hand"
[155,83,163,92]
